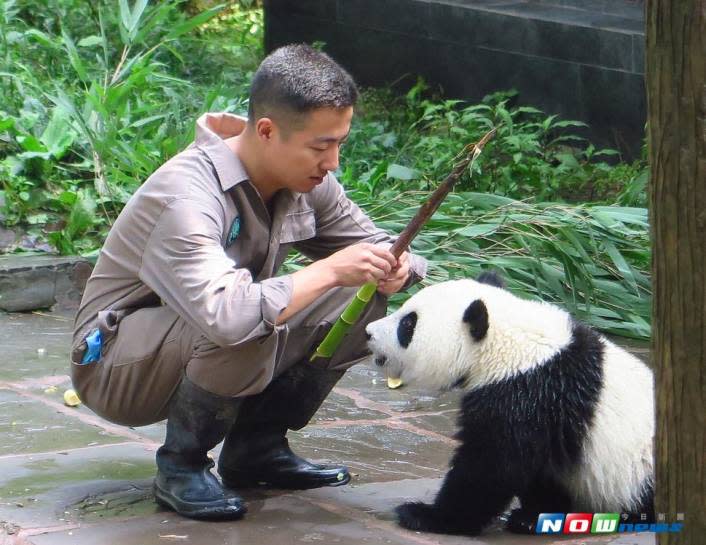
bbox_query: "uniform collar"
[195,112,250,192]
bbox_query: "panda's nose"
[365,331,372,341]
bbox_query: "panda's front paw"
[396,502,441,532]
[395,502,481,536]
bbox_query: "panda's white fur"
[365,277,654,535]
[566,339,653,512]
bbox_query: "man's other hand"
[376,251,410,295]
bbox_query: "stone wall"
[0,256,92,312]
[264,0,646,158]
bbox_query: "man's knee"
[71,360,181,427]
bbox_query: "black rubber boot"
[218,364,350,490]
[154,376,247,520]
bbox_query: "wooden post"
[646,2,706,543]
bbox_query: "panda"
[364,272,654,536]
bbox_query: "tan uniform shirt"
[73,113,427,354]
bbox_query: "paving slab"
[0,309,655,545]
[1,310,75,381]
[309,391,391,424]
[400,412,460,440]
[0,389,124,456]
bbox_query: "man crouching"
[70,44,426,519]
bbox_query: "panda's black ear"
[477,271,504,289]
[463,299,489,341]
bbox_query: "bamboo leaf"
[119,0,132,34]
[77,35,103,47]
[603,240,639,294]
[16,134,46,152]
[164,4,225,40]
[454,223,501,237]
[386,163,419,180]
[129,0,150,36]
[40,106,76,159]
[129,113,167,128]
[61,28,87,82]
[24,28,55,47]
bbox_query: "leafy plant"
[343,86,649,205]
[1,0,254,247]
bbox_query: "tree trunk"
[646,2,706,544]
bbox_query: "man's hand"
[322,243,398,286]
[277,244,410,324]
[377,251,410,295]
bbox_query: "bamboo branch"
[389,127,496,258]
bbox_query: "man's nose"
[320,145,340,172]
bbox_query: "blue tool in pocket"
[80,329,103,364]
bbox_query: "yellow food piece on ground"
[387,377,403,389]
[63,389,81,407]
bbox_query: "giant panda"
[364,272,654,536]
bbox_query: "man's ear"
[462,299,489,341]
[255,117,274,141]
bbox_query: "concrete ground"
[0,310,654,545]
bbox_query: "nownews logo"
[536,513,684,534]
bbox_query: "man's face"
[265,106,353,194]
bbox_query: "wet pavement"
[0,310,654,545]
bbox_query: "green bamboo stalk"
[309,128,497,362]
[311,282,377,360]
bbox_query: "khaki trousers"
[71,287,387,427]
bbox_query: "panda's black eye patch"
[397,311,417,348]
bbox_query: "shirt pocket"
[280,209,316,244]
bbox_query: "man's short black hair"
[248,44,359,129]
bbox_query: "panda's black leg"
[507,475,573,534]
[637,482,655,522]
[396,460,516,536]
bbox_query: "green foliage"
[342,84,649,205]
[1,0,259,251]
